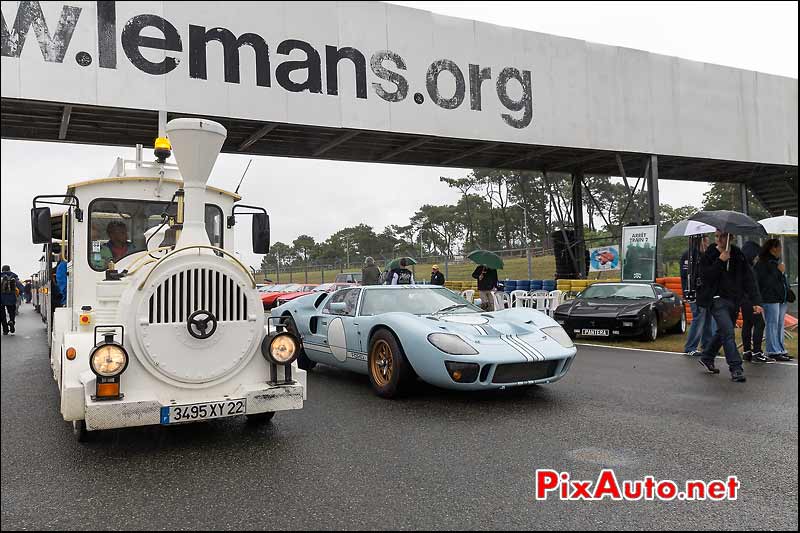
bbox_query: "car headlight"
[261,332,299,365]
[427,333,478,355]
[89,342,129,377]
[541,326,574,348]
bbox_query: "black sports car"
[552,282,686,342]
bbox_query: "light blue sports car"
[271,285,577,398]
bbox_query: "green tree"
[292,234,317,263]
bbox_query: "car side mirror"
[31,207,52,244]
[252,213,270,254]
[329,302,347,314]
[663,291,674,299]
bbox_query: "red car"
[274,282,354,307]
[261,283,318,309]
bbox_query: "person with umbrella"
[386,258,415,285]
[468,250,503,311]
[696,229,763,382]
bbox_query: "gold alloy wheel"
[370,339,394,387]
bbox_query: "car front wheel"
[640,312,659,342]
[368,330,413,399]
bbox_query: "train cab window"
[88,199,225,271]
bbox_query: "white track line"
[576,342,798,367]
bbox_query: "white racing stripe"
[505,335,543,361]
[500,335,539,361]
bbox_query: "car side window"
[322,289,360,316]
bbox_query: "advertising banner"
[621,225,657,282]
[1,1,795,164]
[589,246,620,272]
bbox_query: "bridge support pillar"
[646,155,663,277]
[572,172,586,278]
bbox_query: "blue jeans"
[701,298,742,373]
[684,302,717,353]
[763,302,787,355]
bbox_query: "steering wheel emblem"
[187,310,218,339]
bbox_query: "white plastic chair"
[530,290,550,311]
[492,292,511,310]
[510,290,530,308]
[460,289,475,303]
[547,290,564,316]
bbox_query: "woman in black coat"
[740,241,767,362]
[754,239,791,361]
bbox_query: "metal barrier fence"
[256,246,553,284]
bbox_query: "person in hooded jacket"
[362,257,382,286]
[696,230,762,383]
[740,241,769,363]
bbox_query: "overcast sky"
[1,1,797,276]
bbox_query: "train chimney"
[165,118,227,248]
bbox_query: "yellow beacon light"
[154,137,171,163]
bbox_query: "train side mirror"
[252,213,270,254]
[31,207,52,244]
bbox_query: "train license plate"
[581,328,610,337]
[160,399,246,424]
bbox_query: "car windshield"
[579,284,655,300]
[281,284,302,292]
[360,288,481,316]
[88,199,223,271]
[314,283,335,292]
[266,284,289,292]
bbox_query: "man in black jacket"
[472,265,498,311]
[430,265,445,286]
[696,231,763,382]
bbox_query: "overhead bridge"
[2,98,796,217]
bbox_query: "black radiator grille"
[492,360,561,384]
[148,269,248,324]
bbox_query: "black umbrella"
[688,210,767,237]
[689,210,766,270]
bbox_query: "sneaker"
[8,323,14,334]
[2,329,7,336]
[698,358,720,374]
[684,350,702,357]
[751,352,774,363]
[731,369,747,383]
[742,351,752,362]
[770,353,792,362]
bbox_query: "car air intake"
[148,268,247,324]
[492,361,560,384]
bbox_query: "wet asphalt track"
[1,307,797,530]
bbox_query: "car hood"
[278,291,313,301]
[560,299,653,318]
[415,308,559,339]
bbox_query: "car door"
[654,285,679,327]
[304,288,362,368]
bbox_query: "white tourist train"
[30,118,305,441]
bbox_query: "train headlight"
[89,343,129,377]
[261,332,299,365]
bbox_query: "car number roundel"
[328,317,347,362]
